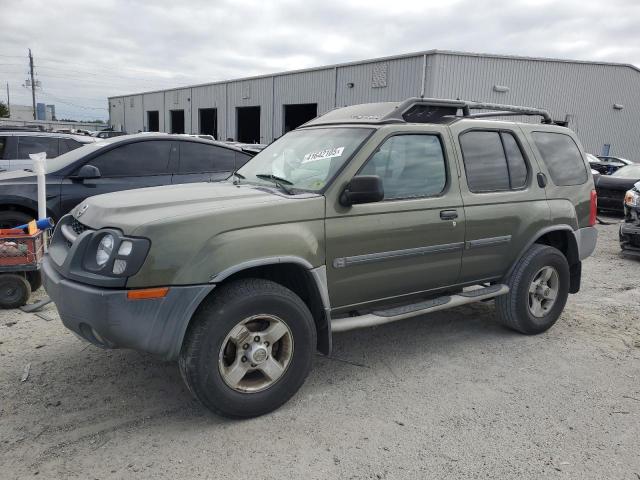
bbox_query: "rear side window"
[360,134,446,199]
[178,142,235,173]
[17,136,59,159]
[0,136,5,160]
[88,141,171,176]
[532,132,588,186]
[459,131,529,192]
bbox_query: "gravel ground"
[1,217,639,479]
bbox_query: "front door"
[325,129,465,310]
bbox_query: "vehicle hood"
[72,181,324,234]
[595,175,640,191]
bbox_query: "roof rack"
[382,97,553,124]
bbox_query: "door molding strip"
[333,242,464,268]
[466,235,512,249]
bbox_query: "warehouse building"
[109,49,640,158]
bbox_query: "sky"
[1,0,639,121]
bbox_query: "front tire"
[496,244,569,334]
[179,278,316,418]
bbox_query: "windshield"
[45,141,106,173]
[236,127,373,192]
[612,164,640,178]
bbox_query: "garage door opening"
[283,103,317,133]
[170,110,185,134]
[236,106,260,143]
[147,111,159,132]
[199,108,218,138]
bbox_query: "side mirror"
[340,175,384,206]
[72,164,101,180]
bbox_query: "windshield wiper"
[255,173,294,194]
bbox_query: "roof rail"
[382,97,553,124]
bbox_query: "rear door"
[172,141,242,184]
[449,122,549,283]
[58,140,175,214]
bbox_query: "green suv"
[43,98,598,418]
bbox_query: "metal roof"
[108,49,640,100]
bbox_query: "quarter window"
[460,131,529,192]
[532,132,588,186]
[88,141,171,176]
[360,134,446,199]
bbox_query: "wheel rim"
[218,314,294,393]
[528,266,559,318]
[1,283,20,303]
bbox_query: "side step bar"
[331,284,509,333]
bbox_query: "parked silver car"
[0,131,97,172]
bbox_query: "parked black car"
[620,180,640,257]
[0,133,252,228]
[595,164,640,214]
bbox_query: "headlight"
[624,189,640,207]
[96,234,115,266]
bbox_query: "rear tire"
[0,274,31,309]
[496,244,569,334]
[0,211,33,230]
[179,278,316,418]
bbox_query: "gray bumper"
[42,256,214,360]
[574,226,598,260]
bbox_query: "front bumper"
[620,220,640,257]
[43,256,214,360]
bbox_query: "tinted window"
[502,132,528,188]
[460,131,510,192]
[88,141,171,176]
[17,136,59,159]
[360,134,446,199]
[235,152,251,169]
[460,131,529,192]
[532,132,588,186]
[0,136,5,160]
[178,142,235,173]
[59,138,82,155]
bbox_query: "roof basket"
[382,97,553,124]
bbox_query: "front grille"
[71,218,90,236]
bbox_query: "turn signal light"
[126,287,169,300]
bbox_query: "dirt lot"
[1,218,639,479]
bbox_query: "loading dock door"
[199,108,218,138]
[284,103,317,133]
[147,111,159,132]
[170,110,185,134]
[236,106,261,143]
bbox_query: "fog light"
[113,259,127,275]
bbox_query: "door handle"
[440,210,458,220]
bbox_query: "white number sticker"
[302,147,345,164]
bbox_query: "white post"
[30,152,48,251]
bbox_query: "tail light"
[589,189,597,226]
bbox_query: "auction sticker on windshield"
[302,147,345,164]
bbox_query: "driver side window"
[360,134,446,200]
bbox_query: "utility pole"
[6,82,10,117]
[28,48,36,120]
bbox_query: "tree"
[0,101,8,118]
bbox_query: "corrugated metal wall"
[109,51,640,157]
[428,52,640,156]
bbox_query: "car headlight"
[83,229,150,277]
[624,189,640,207]
[96,234,115,266]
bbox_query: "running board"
[331,284,509,333]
